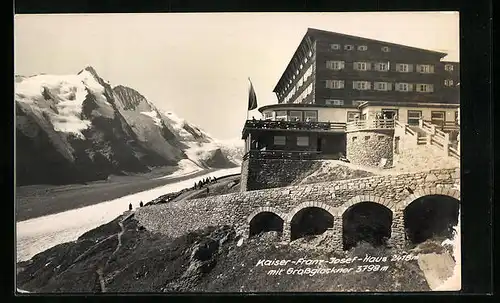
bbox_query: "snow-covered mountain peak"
[15,71,113,139]
[15,67,241,186]
[162,111,213,143]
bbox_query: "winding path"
[98,212,134,292]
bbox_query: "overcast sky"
[14,12,459,140]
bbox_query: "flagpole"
[247,77,250,121]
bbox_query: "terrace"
[345,119,395,132]
[242,119,346,138]
[242,149,322,161]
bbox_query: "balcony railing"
[243,119,346,132]
[243,150,322,161]
[346,119,395,132]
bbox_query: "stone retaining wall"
[241,158,319,191]
[346,129,394,168]
[135,167,460,250]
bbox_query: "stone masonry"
[135,167,460,251]
[240,158,318,192]
[346,129,394,168]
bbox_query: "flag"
[248,78,258,110]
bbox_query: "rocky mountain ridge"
[15,66,242,186]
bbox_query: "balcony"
[242,119,346,138]
[243,150,322,161]
[346,119,395,132]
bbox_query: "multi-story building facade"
[241,28,459,171]
[265,28,459,124]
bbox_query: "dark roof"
[273,28,449,93]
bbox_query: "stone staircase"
[394,120,460,160]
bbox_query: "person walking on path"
[139,201,143,207]
[128,203,132,211]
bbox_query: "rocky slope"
[16,215,433,293]
[15,67,242,186]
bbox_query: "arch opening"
[404,195,459,245]
[342,202,393,250]
[290,207,334,241]
[249,212,284,237]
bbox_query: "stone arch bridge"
[136,167,460,251]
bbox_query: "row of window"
[280,64,314,102]
[328,44,456,72]
[278,50,315,99]
[263,109,458,127]
[346,110,457,125]
[330,43,391,53]
[263,110,318,122]
[325,80,435,92]
[327,61,436,73]
[273,135,310,146]
[292,83,313,104]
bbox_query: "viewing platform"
[242,119,346,138]
[346,119,395,132]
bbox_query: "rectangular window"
[374,82,391,91]
[330,44,340,50]
[396,63,412,72]
[297,136,309,147]
[275,110,287,121]
[353,81,371,90]
[431,111,445,119]
[431,111,446,128]
[289,111,302,122]
[358,45,368,51]
[374,62,389,71]
[445,79,454,86]
[395,83,412,92]
[407,110,422,126]
[353,62,369,71]
[326,60,345,70]
[274,136,286,145]
[326,99,344,106]
[416,64,434,73]
[445,64,454,71]
[344,45,354,50]
[416,84,434,92]
[326,80,345,89]
[455,111,459,123]
[263,111,273,120]
[304,111,318,122]
[347,111,359,122]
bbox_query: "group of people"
[374,112,398,120]
[128,201,144,211]
[193,176,217,190]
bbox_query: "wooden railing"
[395,120,417,137]
[243,120,346,132]
[418,118,459,158]
[443,121,459,132]
[243,150,322,161]
[346,119,395,131]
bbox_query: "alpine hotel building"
[242,28,459,165]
